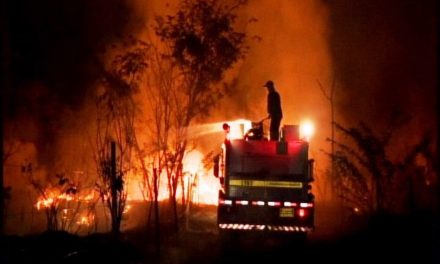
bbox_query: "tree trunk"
[153,168,160,253]
[110,141,120,237]
[172,176,178,232]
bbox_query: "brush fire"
[28,143,221,234]
[16,118,316,234]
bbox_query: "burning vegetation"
[3,0,252,238]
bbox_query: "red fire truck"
[214,120,315,235]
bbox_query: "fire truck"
[214,120,315,235]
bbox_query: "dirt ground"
[1,203,438,264]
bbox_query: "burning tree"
[140,0,249,232]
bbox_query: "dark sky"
[3,0,132,165]
[325,0,437,128]
[4,0,130,113]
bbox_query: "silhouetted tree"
[325,115,437,215]
[317,78,337,201]
[90,0,250,247]
[148,0,249,233]
[94,37,149,237]
[2,138,22,233]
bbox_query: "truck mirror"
[213,155,219,177]
[213,163,219,177]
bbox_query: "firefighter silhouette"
[263,80,283,141]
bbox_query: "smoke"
[9,0,435,154]
[121,0,334,199]
[212,0,333,171]
[131,0,437,203]
[324,0,437,141]
[214,1,332,120]
[4,0,133,168]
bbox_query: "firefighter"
[263,80,283,141]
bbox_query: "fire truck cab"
[214,120,315,234]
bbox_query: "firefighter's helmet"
[263,80,274,88]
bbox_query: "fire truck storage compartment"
[227,139,308,176]
[282,125,299,141]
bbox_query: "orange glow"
[123,204,132,214]
[76,214,94,226]
[171,149,220,205]
[58,193,74,201]
[35,189,99,230]
[125,120,250,203]
[195,173,220,205]
[126,149,220,205]
[300,120,315,141]
[227,119,252,139]
[184,150,203,175]
[36,196,54,210]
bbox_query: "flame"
[33,124,225,232]
[35,189,99,230]
[83,193,95,201]
[197,174,220,205]
[36,197,54,210]
[126,149,220,205]
[35,190,94,210]
[76,214,94,226]
[58,193,74,201]
[184,150,220,205]
[123,204,132,214]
